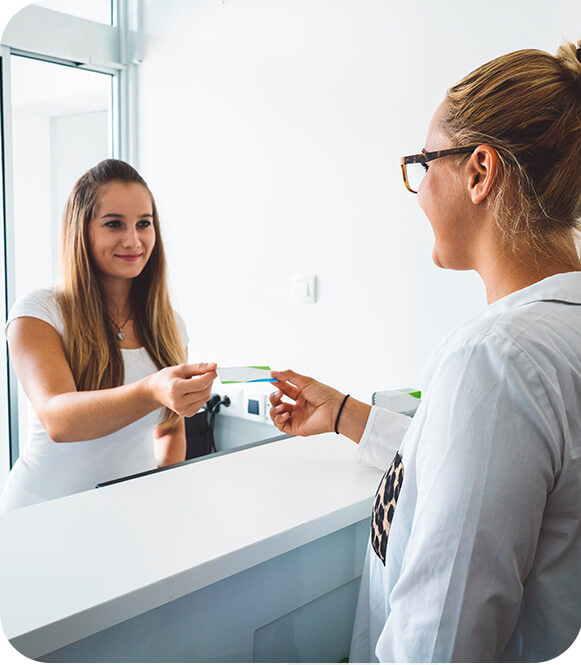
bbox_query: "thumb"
[182,362,217,377]
[270,368,310,387]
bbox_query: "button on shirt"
[349,272,581,662]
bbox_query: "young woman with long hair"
[270,39,581,661]
[1,159,216,511]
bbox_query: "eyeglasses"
[400,146,478,194]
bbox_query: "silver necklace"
[110,312,132,341]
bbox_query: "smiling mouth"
[115,254,143,262]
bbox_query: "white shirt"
[349,272,581,662]
[0,289,188,512]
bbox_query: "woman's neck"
[100,277,133,319]
[480,252,581,304]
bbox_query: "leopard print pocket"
[371,451,404,565]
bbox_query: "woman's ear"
[468,145,498,204]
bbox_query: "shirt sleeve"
[5,289,63,338]
[356,405,412,470]
[375,333,561,662]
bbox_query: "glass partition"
[35,0,113,25]
[9,54,113,457]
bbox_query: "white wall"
[138,0,581,401]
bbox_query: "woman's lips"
[115,254,142,262]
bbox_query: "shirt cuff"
[356,405,412,470]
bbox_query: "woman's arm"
[7,317,216,442]
[269,368,411,469]
[268,369,371,442]
[154,418,186,467]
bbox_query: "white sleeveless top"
[0,289,188,512]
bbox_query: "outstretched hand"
[268,369,345,437]
[149,362,217,417]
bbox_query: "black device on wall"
[185,393,231,459]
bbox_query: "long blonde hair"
[57,159,186,427]
[443,39,581,265]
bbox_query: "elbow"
[39,405,72,443]
[44,422,70,443]
[155,452,185,468]
[40,394,92,442]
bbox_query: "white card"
[217,366,276,383]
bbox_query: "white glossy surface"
[0,433,382,658]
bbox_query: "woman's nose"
[121,226,141,248]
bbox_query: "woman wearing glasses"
[270,40,581,661]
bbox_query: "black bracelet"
[334,394,350,434]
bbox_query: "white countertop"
[0,433,383,658]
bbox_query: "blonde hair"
[57,159,186,428]
[443,39,581,265]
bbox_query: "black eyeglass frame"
[400,146,479,194]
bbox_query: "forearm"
[270,369,373,440]
[334,396,371,443]
[9,318,215,443]
[42,375,160,442]
[154,418,186,467]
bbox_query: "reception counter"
[0,433,384,662]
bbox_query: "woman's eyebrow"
[99,212,153,219]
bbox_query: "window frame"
[0,0,141,473]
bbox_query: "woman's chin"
[431,247,445,269]
[431,247,472,272]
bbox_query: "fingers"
[270,369,308,401]
[275,381,300,401]
[176,372,216,414]
[270,403,292,432]
[171,372,215,401]
[268,391,295,433]
[269,389,282,407]
[268,388,297,419]
[158,364,217,417]
[183,371,217,391]
[170,387,212,418]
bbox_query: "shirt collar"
[485,271,581,315]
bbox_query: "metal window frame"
[0,49,14,483]
[0,0,141,472]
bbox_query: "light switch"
[291,274,316,304]
[294,279,309,299]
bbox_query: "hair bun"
[556,39,581,83]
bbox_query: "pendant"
[118,331,125,341]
